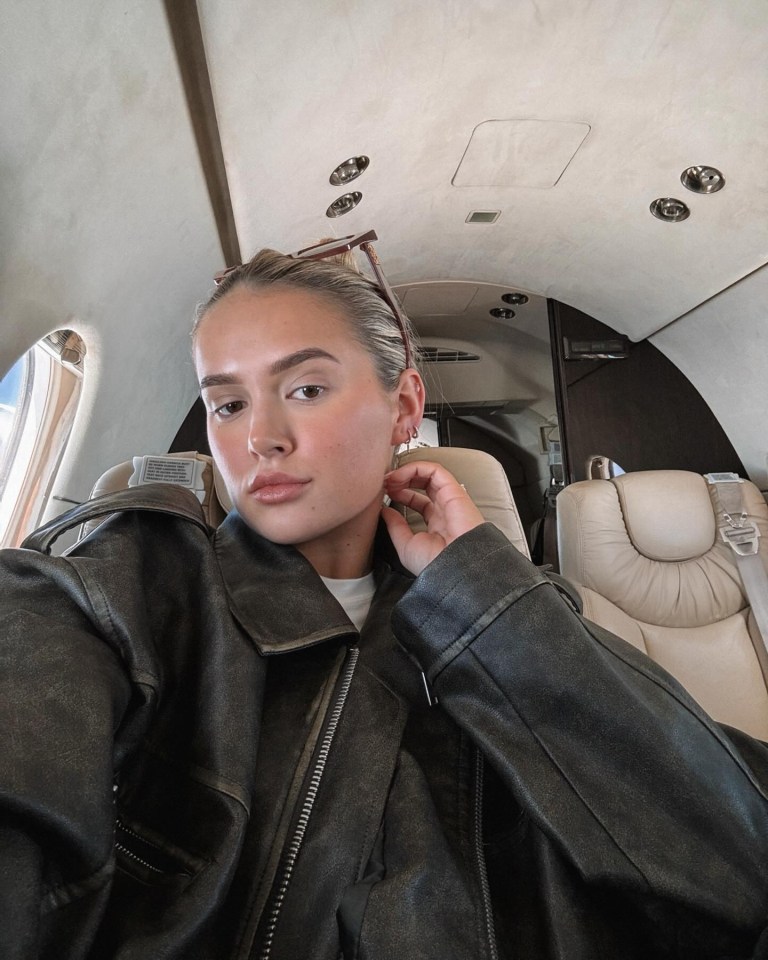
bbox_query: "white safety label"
[128,455,207,502]
[140,457,196,486]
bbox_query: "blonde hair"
[194,247,420,390]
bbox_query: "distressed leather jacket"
[1,485,768,959]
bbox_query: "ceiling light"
[502,293,528,305]
[490,307,516,319]
[329,156,370,186]
[680,165,725,194]
[650,197,690,222]
[326,192,362,218]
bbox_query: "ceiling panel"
[198,0,768,340]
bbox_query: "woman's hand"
[381,460,485,575]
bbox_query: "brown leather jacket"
[2,485,768,959]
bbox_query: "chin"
[239,511,333,548]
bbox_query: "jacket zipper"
[257,645,360,960]
[114,839,164,874]
[114,818,185,876]
[474,749,499,960]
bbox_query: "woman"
[196,238,482,582]
[2,236,768,959]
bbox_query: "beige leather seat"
[81,451,226,538]
[393,447,530,558]
[83,447,530,558]
[557,470,768,739]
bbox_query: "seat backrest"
[557,469,768,738]
[393,447,530,557]
[82,447,529,557]
[81,452,227,537]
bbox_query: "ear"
[390,369,426,446]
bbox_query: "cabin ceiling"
[4,0,766,356]
[199,0,768,339]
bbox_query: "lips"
[248,473,310,504]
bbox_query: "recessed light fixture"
[680,165,725,194]
[502,292,528,305]
[490,307,516,319]
[329,156,370,186]
[326,192,362,218]
[466,210,501,224]
[650,197,690,222]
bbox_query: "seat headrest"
[394,447,530,558]
[614,470,716,561]
[557,468,768,627]
[82,452,227,538]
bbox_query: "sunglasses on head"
[213,229,413,369]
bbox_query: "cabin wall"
[552,304,746,483]
[2,0,222,513]
[650,262,768,491]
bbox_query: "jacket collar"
[213,510,359,655]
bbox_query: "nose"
[246,407,293,458]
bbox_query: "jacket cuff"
[392,522,545,679]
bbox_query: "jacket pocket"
[337,824,385,960]
[114,816,205,888]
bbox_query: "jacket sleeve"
[392,523,768,951]
[0,546,134,959]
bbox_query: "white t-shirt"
[320,571,376,632]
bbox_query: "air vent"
[329,156,369,185]
[326,192,362,217]
[418,347,480,363]
[466,210,500,224]
[680,165,725,194]
[650,197,690,222]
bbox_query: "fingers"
[385,460,460,497]
[385,462,466,515]
[381,505,415,556]
[383,459,486,543]
[381,504,446,576]
[385,461,477,517]
[382,460,486,575]
[386,486,434,522]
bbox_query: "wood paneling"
[553,302,745,482]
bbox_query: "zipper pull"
[398,641,439,707]
[421,670,438,707]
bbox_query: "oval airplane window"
[0,330,86,547]
[0,353,34,502]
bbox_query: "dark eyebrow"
[199,373,240,390]
[199,348,340,391]
[269,348,340,376]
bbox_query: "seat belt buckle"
[720,521,761,556]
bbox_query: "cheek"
[208,423,246,476]
[328,406,395,473]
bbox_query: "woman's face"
[194,286,422,576]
